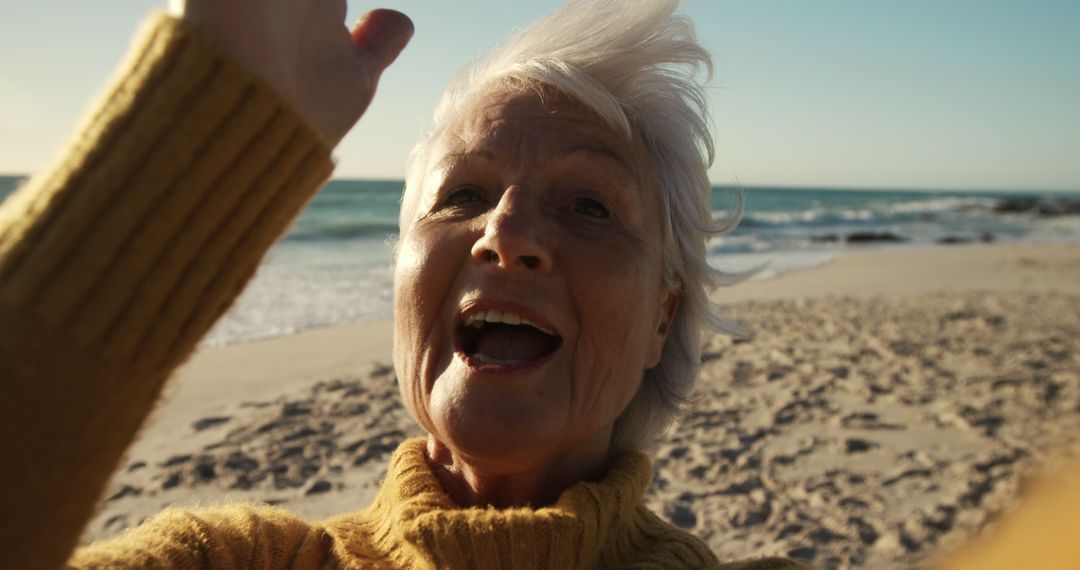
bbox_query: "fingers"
[166,0,186,16]
[350,9,414,75]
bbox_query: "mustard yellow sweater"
[0,14,806,570]
[71,437,786,569]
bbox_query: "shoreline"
[199,240,1080,350]
[717,241,1077,302]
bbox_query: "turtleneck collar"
[326,437,654,569]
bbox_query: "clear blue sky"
[2,1,1078,191]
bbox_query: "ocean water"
[2,176,1078,345]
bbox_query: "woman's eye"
[572,197,610,219]
[441,186,486,209]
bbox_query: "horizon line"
[0,173,1076,195]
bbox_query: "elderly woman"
[0,0,805,568]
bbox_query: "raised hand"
[169,0,413,146]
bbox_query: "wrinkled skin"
[393,90,679,507]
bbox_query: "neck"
[424,434,613,508]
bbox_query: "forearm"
[0,14,332,569]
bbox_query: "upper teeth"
[463,310,555,335]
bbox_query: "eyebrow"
[561,143,638,179]
[435,149,496,173]
[434,142,638,180]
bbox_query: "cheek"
[393,227,466,328]
[393,234,447,418]
[573,242,661,342]
[392,228,475,425]
[567,244,663,419]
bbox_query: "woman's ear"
[646,288,681,368]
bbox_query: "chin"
[428,387,572,471]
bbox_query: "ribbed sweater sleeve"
[0,13,333,570]
[69,505,332,569]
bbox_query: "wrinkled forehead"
[400,88,654,229]
[444,89,639,175]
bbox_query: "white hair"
[402,0,742,451]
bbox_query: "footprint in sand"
[845,438,879,454]
[192,416,231,431]
[664,502,697,529]
[304,479,333,495]
[106,485,141,502]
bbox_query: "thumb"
[350,9,414,75]
[166,0,186,16]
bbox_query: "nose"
[471,187,553,272]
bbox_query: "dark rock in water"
[938,233,995,245]
[192,416,231,431]
[993,196,1080,217]
[993,198,1030,213]
[846,231,907,244]
[811,234,840,243]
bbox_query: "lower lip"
[454,349,558,374]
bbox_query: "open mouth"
[456,309,562,368]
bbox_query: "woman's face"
[393,90,677,471]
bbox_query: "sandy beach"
[84,243,1080,569]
